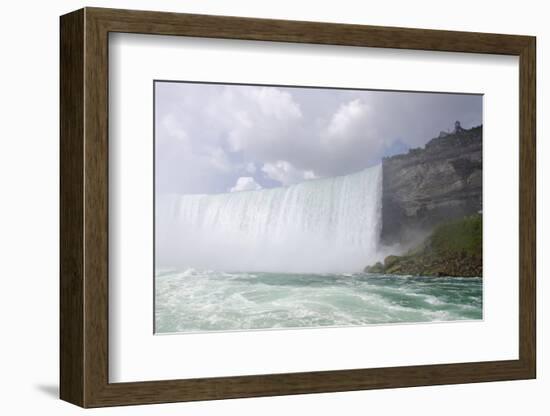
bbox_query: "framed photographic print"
[60,7,536,408]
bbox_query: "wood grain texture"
[88,7,532,54]
[59,8,84,407]
[59,7,537,408]
[518,38,536,375]
[83,10,110,406]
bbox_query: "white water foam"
[155,270,483,333]
[156,165,382,273]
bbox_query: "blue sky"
[155,82,482,195]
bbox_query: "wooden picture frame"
[60,7,536,408]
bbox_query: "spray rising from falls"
[156,164,382,273]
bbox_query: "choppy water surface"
[155,269,482,334]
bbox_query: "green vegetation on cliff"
[365,214,482,277]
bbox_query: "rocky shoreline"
[365,214,482,277]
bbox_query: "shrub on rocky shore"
[365,214,482,277]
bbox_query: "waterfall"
[156,164,382,273]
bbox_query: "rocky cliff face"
[381,125,482,245]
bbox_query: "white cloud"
[247,87,302,120]
[156,109,236,194]
[325,99,371,143]
[155,82,482,194]
[203,146,232,173]
[212,87,304,159]
[314,98,386,174]
[261,161,317,186]
[229,176,263,192]
[160,113,190,145]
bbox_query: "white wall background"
[0,0,546,414]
